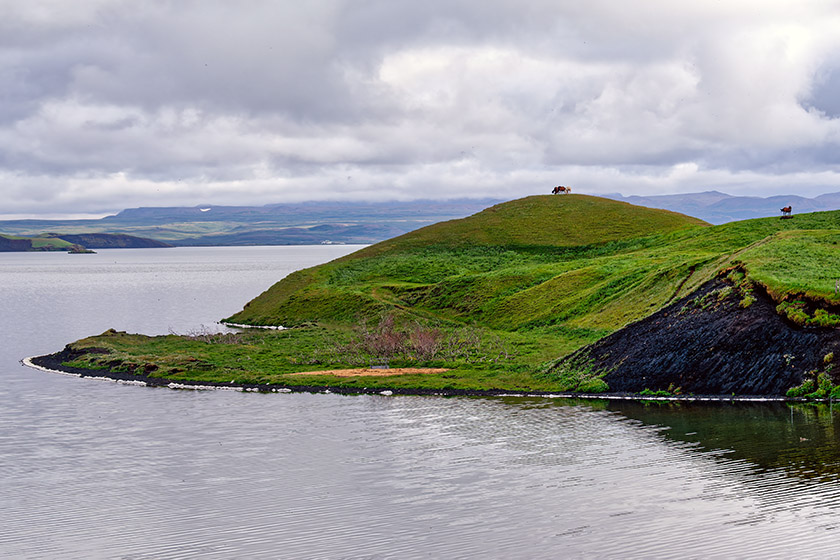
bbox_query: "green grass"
[736,230,840,301]
[63,195,840,394]
[63,327,591,393]
[228,195,710,328]
[357,194,707,251]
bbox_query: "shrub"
[806,372,835,399]
[639,388,673,397]
[786,379,815,398]
[716,286,733,301]
[577,377,609,393]
[539,356,609,392]
[320,315,516,367]
[811,309,840,328]
[775,301,840,327]
[776,301,810,326]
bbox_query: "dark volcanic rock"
[560,278,840,395]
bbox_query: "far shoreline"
[22,352,801,403]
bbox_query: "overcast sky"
[2,0,840,217]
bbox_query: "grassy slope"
[225,194,840,356]
[62,195,840,393]
[357,194,707,251]
[228,195,708,331]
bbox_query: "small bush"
[805,372,835,399]
[539,356,609,392]
[775,301,840,327]
[319,315,516,367]
[811,309,840,327]
[776,301,810,326]
[786,379,815,398]
[639,388,673,397]
[716,286,733,301]
[577,377,609,393]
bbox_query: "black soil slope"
[560,278,840,395]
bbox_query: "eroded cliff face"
[560,278,840,395]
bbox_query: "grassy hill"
[359,195,707,251]
[228,195,708,331]
[45,194,840,396]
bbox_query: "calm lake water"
[3,246,840,559]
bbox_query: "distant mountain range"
[604,191,840,224]
[2,192,839,247]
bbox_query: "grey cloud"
[804,60,840,119]
[2,0,840,216]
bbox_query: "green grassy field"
[58,195,840,393]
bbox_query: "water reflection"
[602,400,840,480]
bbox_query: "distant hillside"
[44,233,172,249]
[0,233,170,252]
[606,190,840,224]
[0,199,503,246]
[5,193,839,246]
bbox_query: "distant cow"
[552,186,571,194]
[780,205,792,218]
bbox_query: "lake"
[2,246,840,559]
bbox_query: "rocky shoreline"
[27,278,840,400]
[25,349,794,402]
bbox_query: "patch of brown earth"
[284,367,449,377]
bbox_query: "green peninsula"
[41,195,840,397]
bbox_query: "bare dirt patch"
[284,367,449,378]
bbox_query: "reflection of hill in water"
[603,400,840,479]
